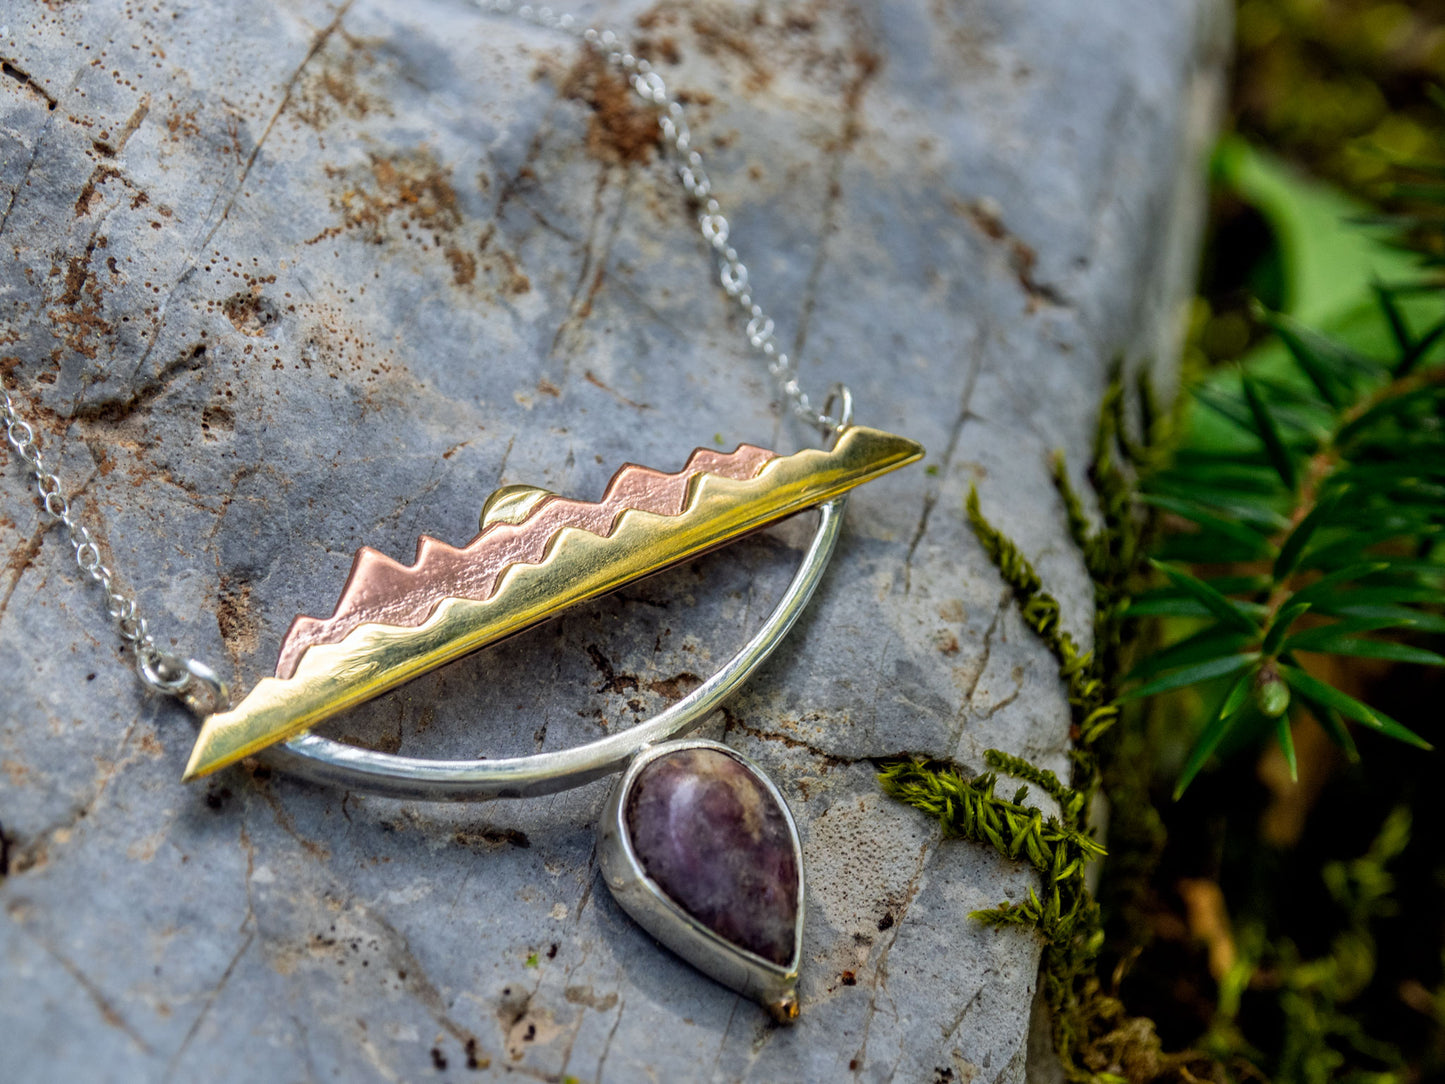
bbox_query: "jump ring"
[139,650,193,693]
[819,383,855,444]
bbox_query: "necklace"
[1,2,922,1022]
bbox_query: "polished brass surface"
[182,426,922,781]
[479,484,555,530]
[273,444,776,678]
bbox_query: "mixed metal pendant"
[179,424,922,1014]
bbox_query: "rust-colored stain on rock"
[561,50,663,166]
[328,150,463,240]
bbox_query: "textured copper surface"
[274,444,776,680]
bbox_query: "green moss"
[877,759,1101,939]
[880,368,1172,1080]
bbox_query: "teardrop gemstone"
[624,747,799,966]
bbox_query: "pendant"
[177,423,922,1016]
[598,739,804,1021]
[182,425,922,779]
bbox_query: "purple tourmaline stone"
[625,747,799,966]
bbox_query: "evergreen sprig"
[1130,296,1445,795]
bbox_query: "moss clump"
[881,367,1197,1080]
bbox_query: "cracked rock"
[0,1,1226,1081]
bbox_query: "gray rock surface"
[0,1,1225,1080]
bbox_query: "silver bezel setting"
[597,738,804,1020]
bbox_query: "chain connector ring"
[819,383,854,449]
[139,652,231,717]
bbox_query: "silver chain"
[0,385,197,695]
[0,2,839,711]
[475,0,839,431]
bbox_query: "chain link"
[2,3,839,712]
[0,382,204,695]
[2,383,230,713]
[472,0,842,431]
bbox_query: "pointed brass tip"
[836,425,923,470]
[180,740,216,784]
[897,436,925,464]
[180,717,248,783]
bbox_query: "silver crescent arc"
[267,497,846,802]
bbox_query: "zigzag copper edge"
[182,426,926,781]
[274,444,775,680]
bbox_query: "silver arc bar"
[269,497,846,802]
